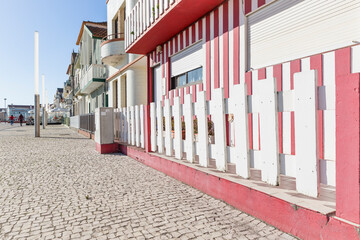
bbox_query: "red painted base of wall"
[78,129,95,140]
[118,144,359,240]
[96,142,118,154]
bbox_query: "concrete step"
[226,163,236,174]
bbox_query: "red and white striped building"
[114,0,360,238]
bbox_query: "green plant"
[130,31,134,35]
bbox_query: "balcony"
[79,64,107,95]
[125,0,223,54]
[101,33,126,67]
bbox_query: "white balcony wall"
[79,64,107,90]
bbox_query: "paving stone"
[0,124,296,240]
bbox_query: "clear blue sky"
[0,0,107,107]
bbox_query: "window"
[171,67,203,90]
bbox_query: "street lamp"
[34,31,40,137]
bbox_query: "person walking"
[18,113,24,126]
[9,115,14,125]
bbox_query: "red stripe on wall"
[167,46,171,100]
[170,90,174,106]
[199,18,203,40]
[192,85,197,103]
[336,47,352,76]
[245,72,252,95]
[180,87,184,104]
[291,111,295,155]
[175,88,179,97]
[273,64,282,153]
[214,8,220,89]
[186,86,190,94]
[258,0,266,7]
[290,59,301,90]
[175,34,178,53]
[258,68,266,80]
[248,113,253,149]
[233,0,240,85]
[186,28,190,47]
[180,31,184,50]
[310,54,324,159]
[199,83,204,92]
[245,0,252,15]
[206,15,211,101]
[192,24,196,43]
[223,1,229,98]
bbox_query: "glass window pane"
[188,67,203,83]
[179,74,187,86]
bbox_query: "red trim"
[291,111,295,155]
[192,85,197,103]
[223,1,229,98]
[248,113,253,149]
[118,144,359,240]
[233,0,240,85]
[310,54,324,159]
[191,24,196,43]
[245,72,252,95]
[167,44,171,99]
[214,8,220,89]
[335,47,360,224]
[95,142,118,154]
[206,15,211,101]
[290,59,301,90]
[258,68,266,80]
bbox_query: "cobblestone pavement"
[0,125,297,240]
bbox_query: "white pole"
[42,75,46,129]
[34,31,40,137]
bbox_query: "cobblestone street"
[0,124,297,240]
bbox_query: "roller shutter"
[247,0,360,69]
[171,41,204,77]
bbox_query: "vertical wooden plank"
[150,102,157,151]
[159,0,163,15]
[256,77,279,186]
[131,106,135,145]
[197,91,209,167]
[184,94,195,163]
[164,98,173,156]
[212,88,227,171]
[294,70,319,197]
[164,0,169,10]
[155,0,159,19]
[173,96,183,159]
[127,107,131,144]
[157,100,164,154]
[122,107,126,143]
[140,104,145,148]
[233,83,250,178]
[135,105,140,147]
[150,0,154,23]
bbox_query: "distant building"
[7,105,33,120]
[0,108,6,121]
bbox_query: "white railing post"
[140,104,145,148]
[150,0,154,23]
[127,107,131,145]
[197,91,209,167]
[131,106,135,146]
[294,70,319,197]
[157,101,164,154]
[164,0,169,10]
[184,93,195,163]
[174,96,183,159]
[233,83,250,178]
[255,76,279,186]
[159,0,163,15]
[212,88,227,171]
[123,107,128,143]
[164,99,172,156]
[150,102,157,152]
[135,105,140,147]
[155,0,159,19]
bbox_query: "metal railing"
[102,33,125,42]
[79,114,95,133]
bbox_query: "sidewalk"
[0,125,296,240]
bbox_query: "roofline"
[76,21,87,45]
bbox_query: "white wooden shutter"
[171,41,204,77]
[248,0,360,69]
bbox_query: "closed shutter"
[171,41,204,77]
[248,0,360,69]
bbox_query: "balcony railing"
[79,113,95,133]
[124,0,223,54]
[102,33,125,42]
[79,64,107,91]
